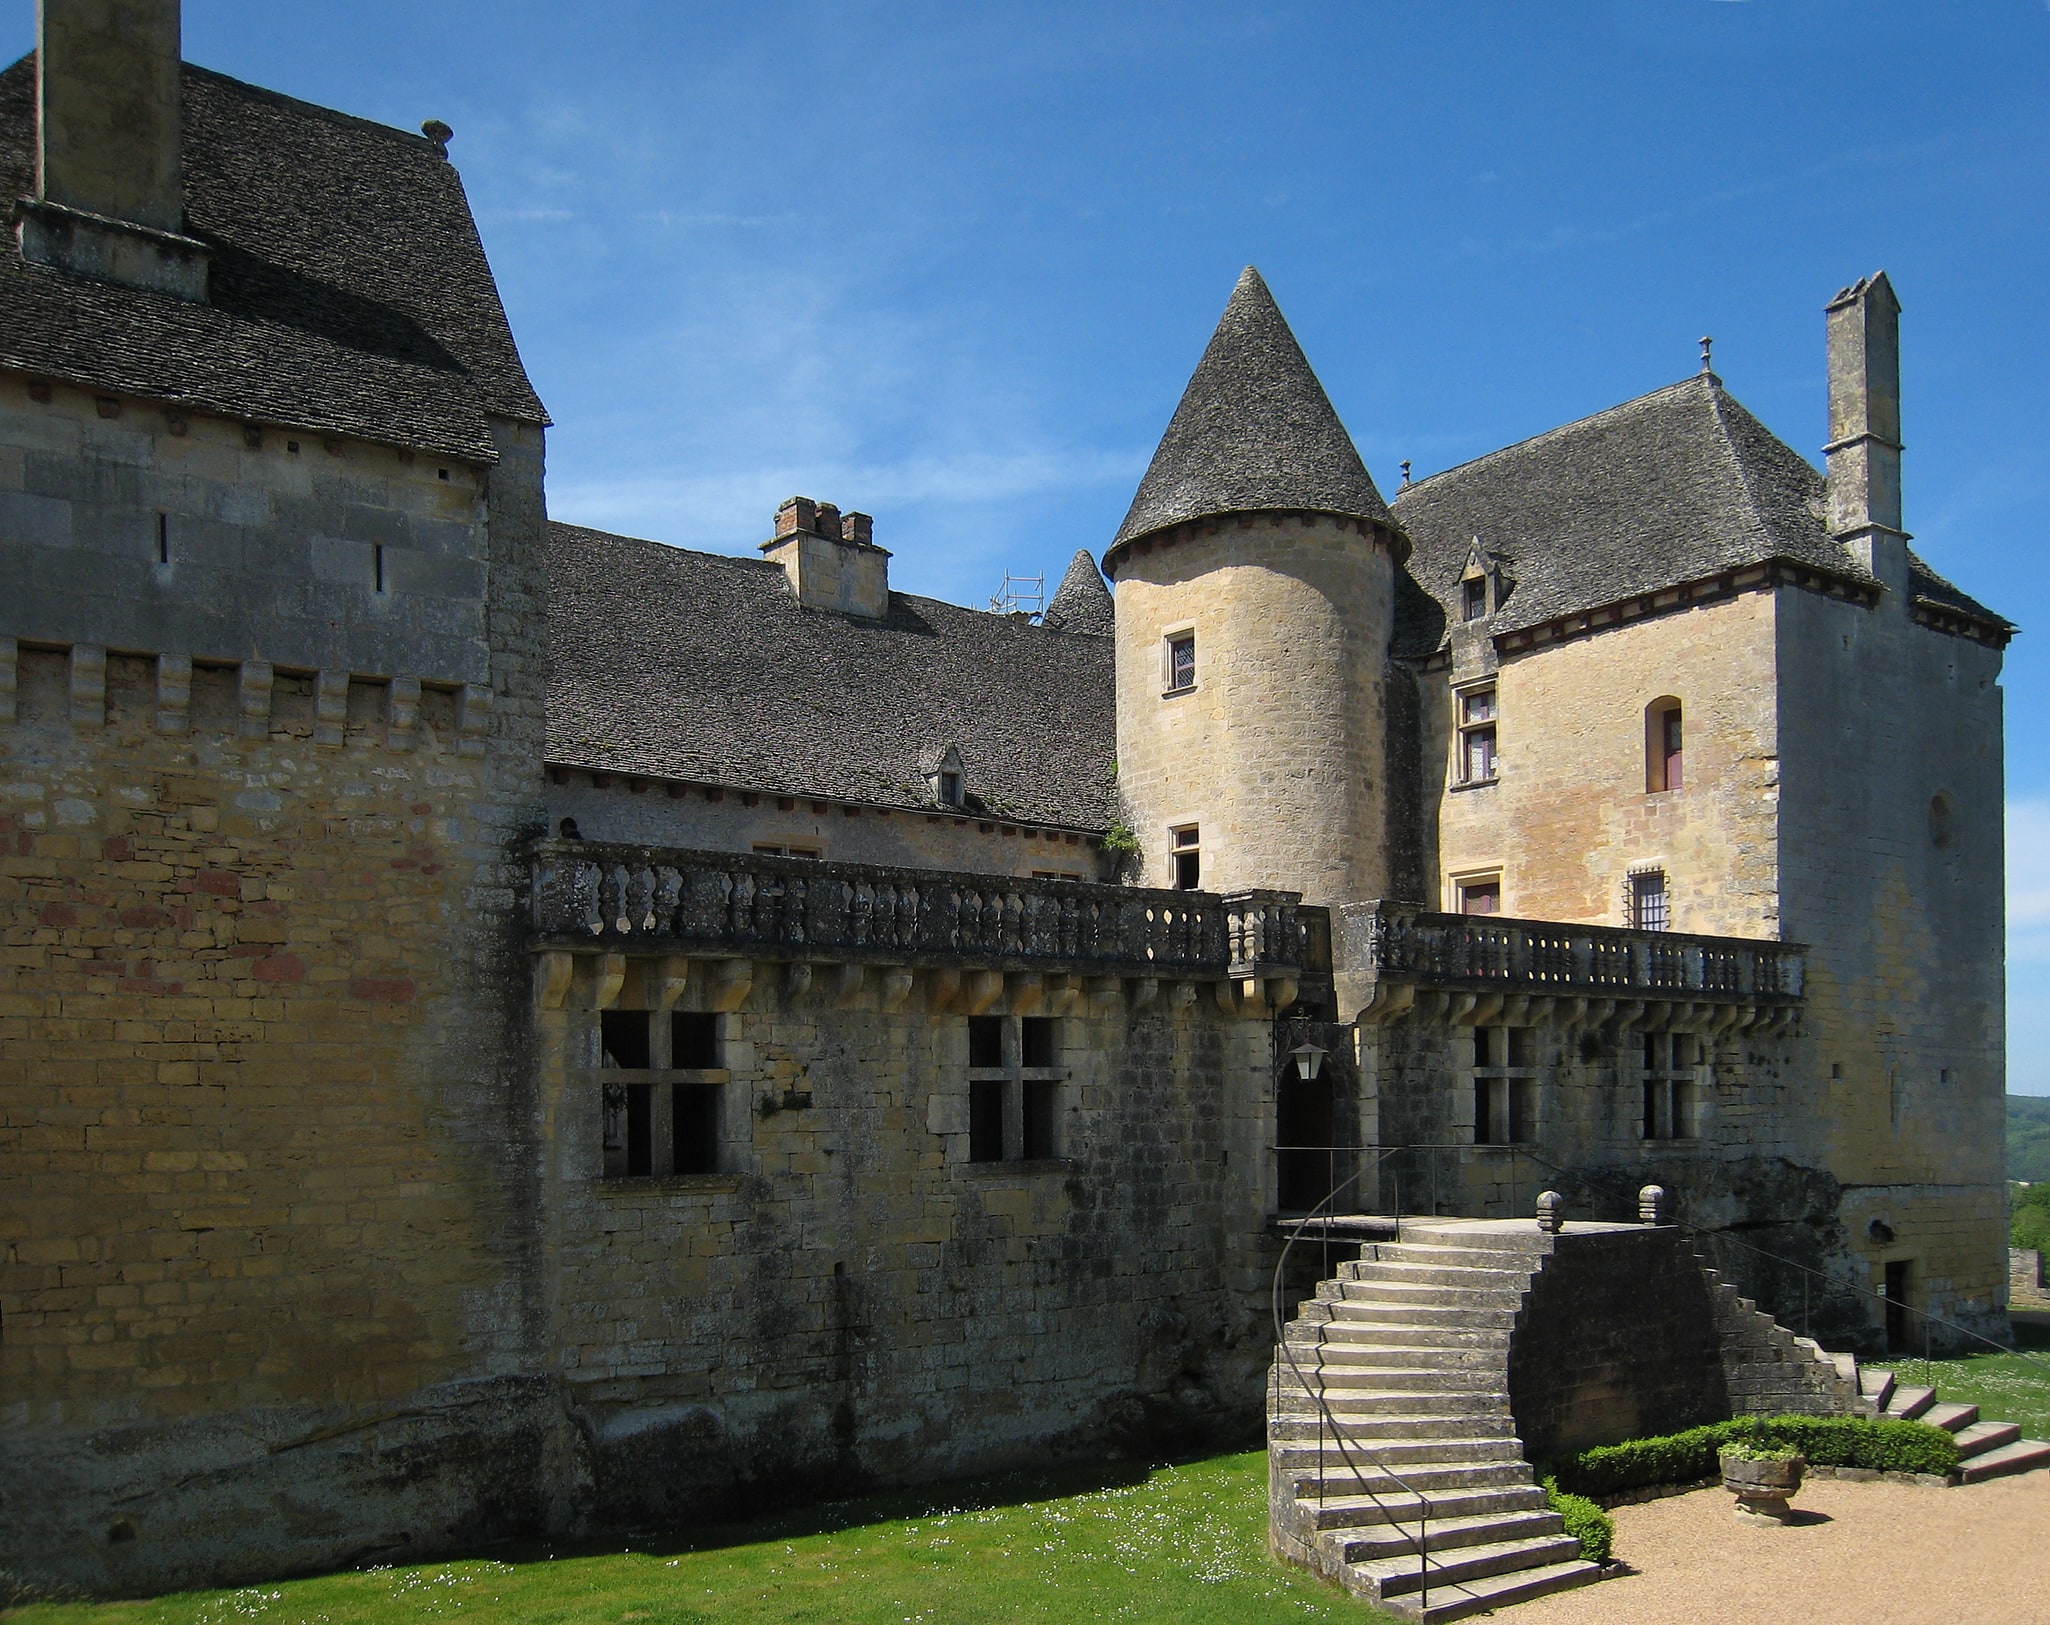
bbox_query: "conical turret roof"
[1108,267,1391,558]
[1042,549,1114,635]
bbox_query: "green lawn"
[2,1451,1395,1625]
[1873,1319,2050,1441]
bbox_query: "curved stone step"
[1295,1483,1549,1532]
[1328,1508,1565,1564]
[1960,1438,2050,1482]
[1272,1437,1525,1471]
[1363,1533,1587,1600]
[1385,1558,1604,1623]
[1922,1400,1979,1433]
[1283,1459,1535,1498]
[1952,1420,2021,1461]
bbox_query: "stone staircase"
[1840,1358,2050,1482]
[1268,1220,1602,1622]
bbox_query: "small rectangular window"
[156,512,169,565]
[1165,632,1196,693]
[968,1015,1003,1070]
[1631,870,1670,933]
[1459,876,1501,915]
[672,1012,719,1069]
[938,770,963,805]
[1022,1078,1058,1159]
[1021,1016,1056,1070]
[969,1079,1007,1162]
[599,1009,651,1070]
[672,1083,720,1174]
[1457,685,1498,784]
[1171,824,1200,891]
[1462,576,1486,621]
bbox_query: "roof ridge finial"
[1399,459,1412,491]
[1699,335,1715,376]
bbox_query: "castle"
[0,1,2013,1598]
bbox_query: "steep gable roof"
[548,524,1117,830]
[1107,266,1390,560]
[1392,373,1885,656]
[0,56,545,462]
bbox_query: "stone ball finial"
[1639,1184,1669,1225]
[421,120,454,156]
[1536,1190,1564,1234]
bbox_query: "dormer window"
[1462,577,1487,621]
[923,743,968,808]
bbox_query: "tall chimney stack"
[17,0,208,300]
[1824,271,1905,590]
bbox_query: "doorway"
[1883,1259,1913,1353]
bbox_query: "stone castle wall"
[0,396,559,1596]
[1428,588,1782,934]
[1774,578,2008,1343]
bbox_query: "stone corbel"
[707,958,754,1013]
[1127,977,1160,1013]
[237,659,273,739]
[959,969,1005,1016]
[1007,972,1045,1017]
[1608,998,1644,1030]
[591,953,627,1011]
[1452,991,1504,1027]
[1263,976,1298,1012]
[1357,980,1417,1025]
[1043,974,1081,1017]
[832,963,866,1009]
[1213,979,1242,1017]
[1500,994,1531,1025]
[69,643,106,729]
[535,950,576,1011]
[878,966,916,1012]
[1085,975,1124,1012]
[313,671,349,748]
[1170,980,1198,1010]
[784,962,814,1005]
[927,967,962,1013]
[650,955,691,1013]
[1708,1002,1744,1034]
[155,653,191,735]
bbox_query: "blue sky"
[16,3,2050,1083]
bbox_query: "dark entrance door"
[1276,1072,1337,1214]
[1884,1259,1912,1353]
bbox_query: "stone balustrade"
[529,840,1311,984]
[1337,900,1805,1027]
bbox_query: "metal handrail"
[1272,1152,1445,1611]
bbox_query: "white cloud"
[2009,798,2050,1093]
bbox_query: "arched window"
[1646,698,1683,792]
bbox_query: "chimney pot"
[774,496,817,539]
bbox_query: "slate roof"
[1389,372,2009,656]
[548,524,1119,830]
[1042,549,1114,636]
[0,56,545,463]
[1107,266,1391,560]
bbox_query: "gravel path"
[1505,1476,2050,1625]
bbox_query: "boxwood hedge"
[1546,1414,1958,1499]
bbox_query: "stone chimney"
[1824,272,1905,593]
[760,497,890,617]
[17,0,209,300]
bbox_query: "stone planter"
[1720,1448,1806,1523]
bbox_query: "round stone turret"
[1104,267,1404,908]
